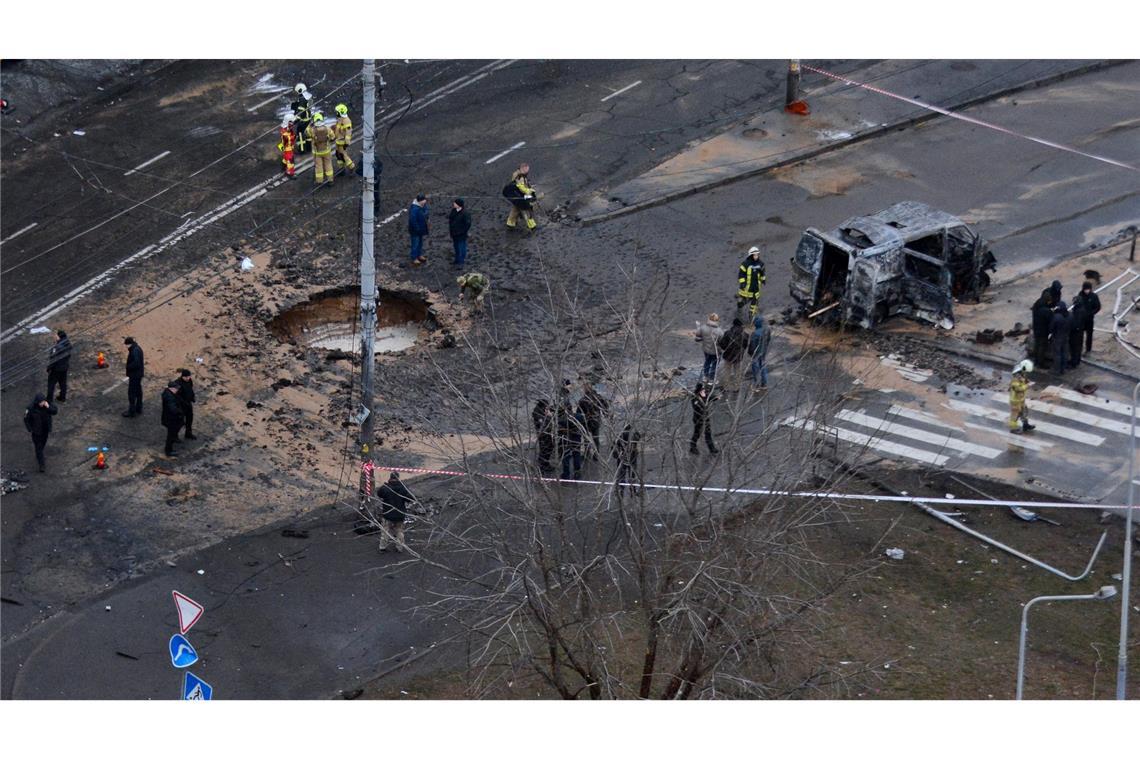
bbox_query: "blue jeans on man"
[410,234,424,262]
[702,353,718,382]
[452,238,468,267]
[749,354,768,388]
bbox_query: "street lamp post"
[1017,586,1118,700]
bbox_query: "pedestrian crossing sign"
[182,672,213,701]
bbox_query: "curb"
[579,60,1128,227]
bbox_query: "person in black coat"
[448,198,472,268]
[1049,279,1063,308]
[557,403,584,480]
[1067,300,1086,368]
[160,381,184,457]
[376,471,415,552]
[1049,301,1071,375]
[1073,281,1101,352]
[46,330,72,402]
[689,381,719,455]
[123,337,145,417]
[23,392,58,472]
[1030,289,1054,367]
[612,424,642,497]
[532,399,555,473]
[577,380,611,461]
[175,369,197,440]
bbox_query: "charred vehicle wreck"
[789,201,997,329]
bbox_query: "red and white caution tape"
[803,65,1138,173]
[362,462,1136,512]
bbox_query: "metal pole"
[1118,380,1139,699]
[1018,589,1115,699]
[1129,227,1136,263]
[785,60,801,107]
[359,59,377,460]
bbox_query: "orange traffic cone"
[95,451,107,469]
[96,351,107,369]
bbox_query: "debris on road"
[240,257,255,271]
[885,548,905,560]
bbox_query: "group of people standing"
[530,380,641,495]
[277,84,355,185]
[23,333,200,471]
[693,245,774,394]
[1029,279,1101,374]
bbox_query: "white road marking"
[986,391,1138,437]
[102,377,128,395]
[837,410,1001,459]
[123,150,172,176]
[406,73,488,116]
[246,93,288,113]
[1042,385,1135,418]
[946,399,1105,446]
[0,222,39,246]
[886,405,965,433]
[600,80,642,102]
[783,417,949,466]
[1,61,514,346]
[485,141,526,165]
[962,421,1055,451]
[376,209,405,228]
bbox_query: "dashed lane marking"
[101,377,127,395]
[783,417,950,466]
[485,141,526,165]
[246,92,289,113]
[600,80,642,102]
[0,222,38,246]
[123,151,172,176]
[946,399,1105,446]
[836,409,1002,459]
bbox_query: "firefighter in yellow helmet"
[503,163,538,231]
[306,112,336,186]
[1008,360,1036,434]
[333,103,356,175]
[277,115,297,178]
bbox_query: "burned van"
[789,201,996,329]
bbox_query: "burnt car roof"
[830,201,966,250]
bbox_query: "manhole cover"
[269,288,429,355]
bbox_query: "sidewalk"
[576,60,1121,225]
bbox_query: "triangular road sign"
[172,590,204,634]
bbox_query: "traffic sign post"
[172,590,204,634]
[182,672,213,701]
[170,590,212,699]
[168,633,199,669]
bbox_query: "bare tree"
[360,266,887,699]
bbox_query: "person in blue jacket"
[408,194,430,266]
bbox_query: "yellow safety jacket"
[1009,375,1029,405]
[334,115,352,146]
[307,123,335,156]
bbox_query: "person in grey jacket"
[747,315,772,390]
[694,313,723,382]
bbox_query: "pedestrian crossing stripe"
[962,421,1054,452]
[782,417,949,466]
[945,399,1106,446]
[836,409,1002,459]
[1042,385,1136,419]
[985,391,1139,437]
[886,405,965,433]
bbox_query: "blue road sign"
[169,633,199,668]
[182,672,213,701]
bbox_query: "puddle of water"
[270,288,429,355]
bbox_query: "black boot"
[689,443,699,455]
[1022,420,1035,432]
